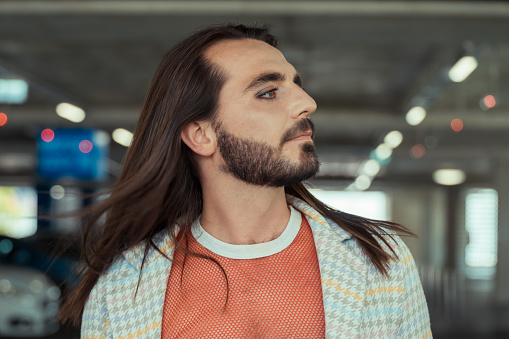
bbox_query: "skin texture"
[181,38,317,245]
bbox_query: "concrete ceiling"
[1,1,509,187]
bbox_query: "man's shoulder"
[318,216,414,273]
[87,256,138,297]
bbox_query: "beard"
[215,118,320,187]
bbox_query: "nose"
[290,86,317,119]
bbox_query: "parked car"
[0,264,60,337]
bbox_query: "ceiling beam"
[3,107,509,133]
[0,1,509,18]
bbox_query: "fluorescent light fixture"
[375,143,392,160]
[449,56,478,83]
[0,186,37,238]
[112,128,133,147]
[384,130,403,149]
[56,102,86,123]
[432,169,466,186]
[363,159,381,177]
[406,106,426,126]
[0,79,29,104]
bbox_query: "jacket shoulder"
[81,272,111,338]
[358,231,432,338]
[80,255,133,338]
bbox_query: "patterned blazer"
[81,195,432,339]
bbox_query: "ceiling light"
[0,79,28,104]
[433,169,466,186]
[384,130,403,149]
[448,56,478,83]
[354,175,371,191]
[405,106,426,126]
[56,102,86,123]
[112,128,133,147]
[363,159,381,177]
[375,143,392,160]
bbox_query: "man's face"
[205,39,319,187]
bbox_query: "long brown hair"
[58,24,414,326]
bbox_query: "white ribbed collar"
[191,206,302,259]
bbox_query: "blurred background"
[0,0,508,338]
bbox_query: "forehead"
[204,39,295,83]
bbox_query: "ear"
[181,121,216,156]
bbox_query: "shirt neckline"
[191,206,302,259]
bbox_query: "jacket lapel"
[288,195,366,338]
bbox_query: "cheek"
[220,101,288,143]
[243,118,286,145]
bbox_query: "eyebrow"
[243,72,302,93]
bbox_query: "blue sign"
[37,128,109,181]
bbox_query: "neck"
[200,178,291,245]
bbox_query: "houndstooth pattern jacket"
[81,195,432,339]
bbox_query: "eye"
[257,88,278,99]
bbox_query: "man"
[60,24,432,338]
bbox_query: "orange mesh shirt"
[161,207,325,338]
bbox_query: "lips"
[281,119,315,144]
[287,130,313,141]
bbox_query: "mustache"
[281,118,315,144]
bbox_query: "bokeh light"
[79,140,93,153]
[354,175,371,191]
[384,130,403,149]
[49,185,65,200]
[433,169,466,186]
[0,239,13,255]
[29,279,44,294]
[0,113,7,126]
[112,128,133,147]
[363,159,381,177]
[451,119,464,132]
[425,135,438,149]
[448,56,478,83]
[41,128,55,142]
[405,106,426,126]
[375,143,393,160]
[94,130,110,147]
[411,144,426,159]
[483,95,496,109]
[56,102,86,123]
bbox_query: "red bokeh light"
[451,119,464,132]
[484,95,496,108]
[0,113,7,126]
[79,140,93,153]
[411,144,426,159]
[41,129,55,142]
